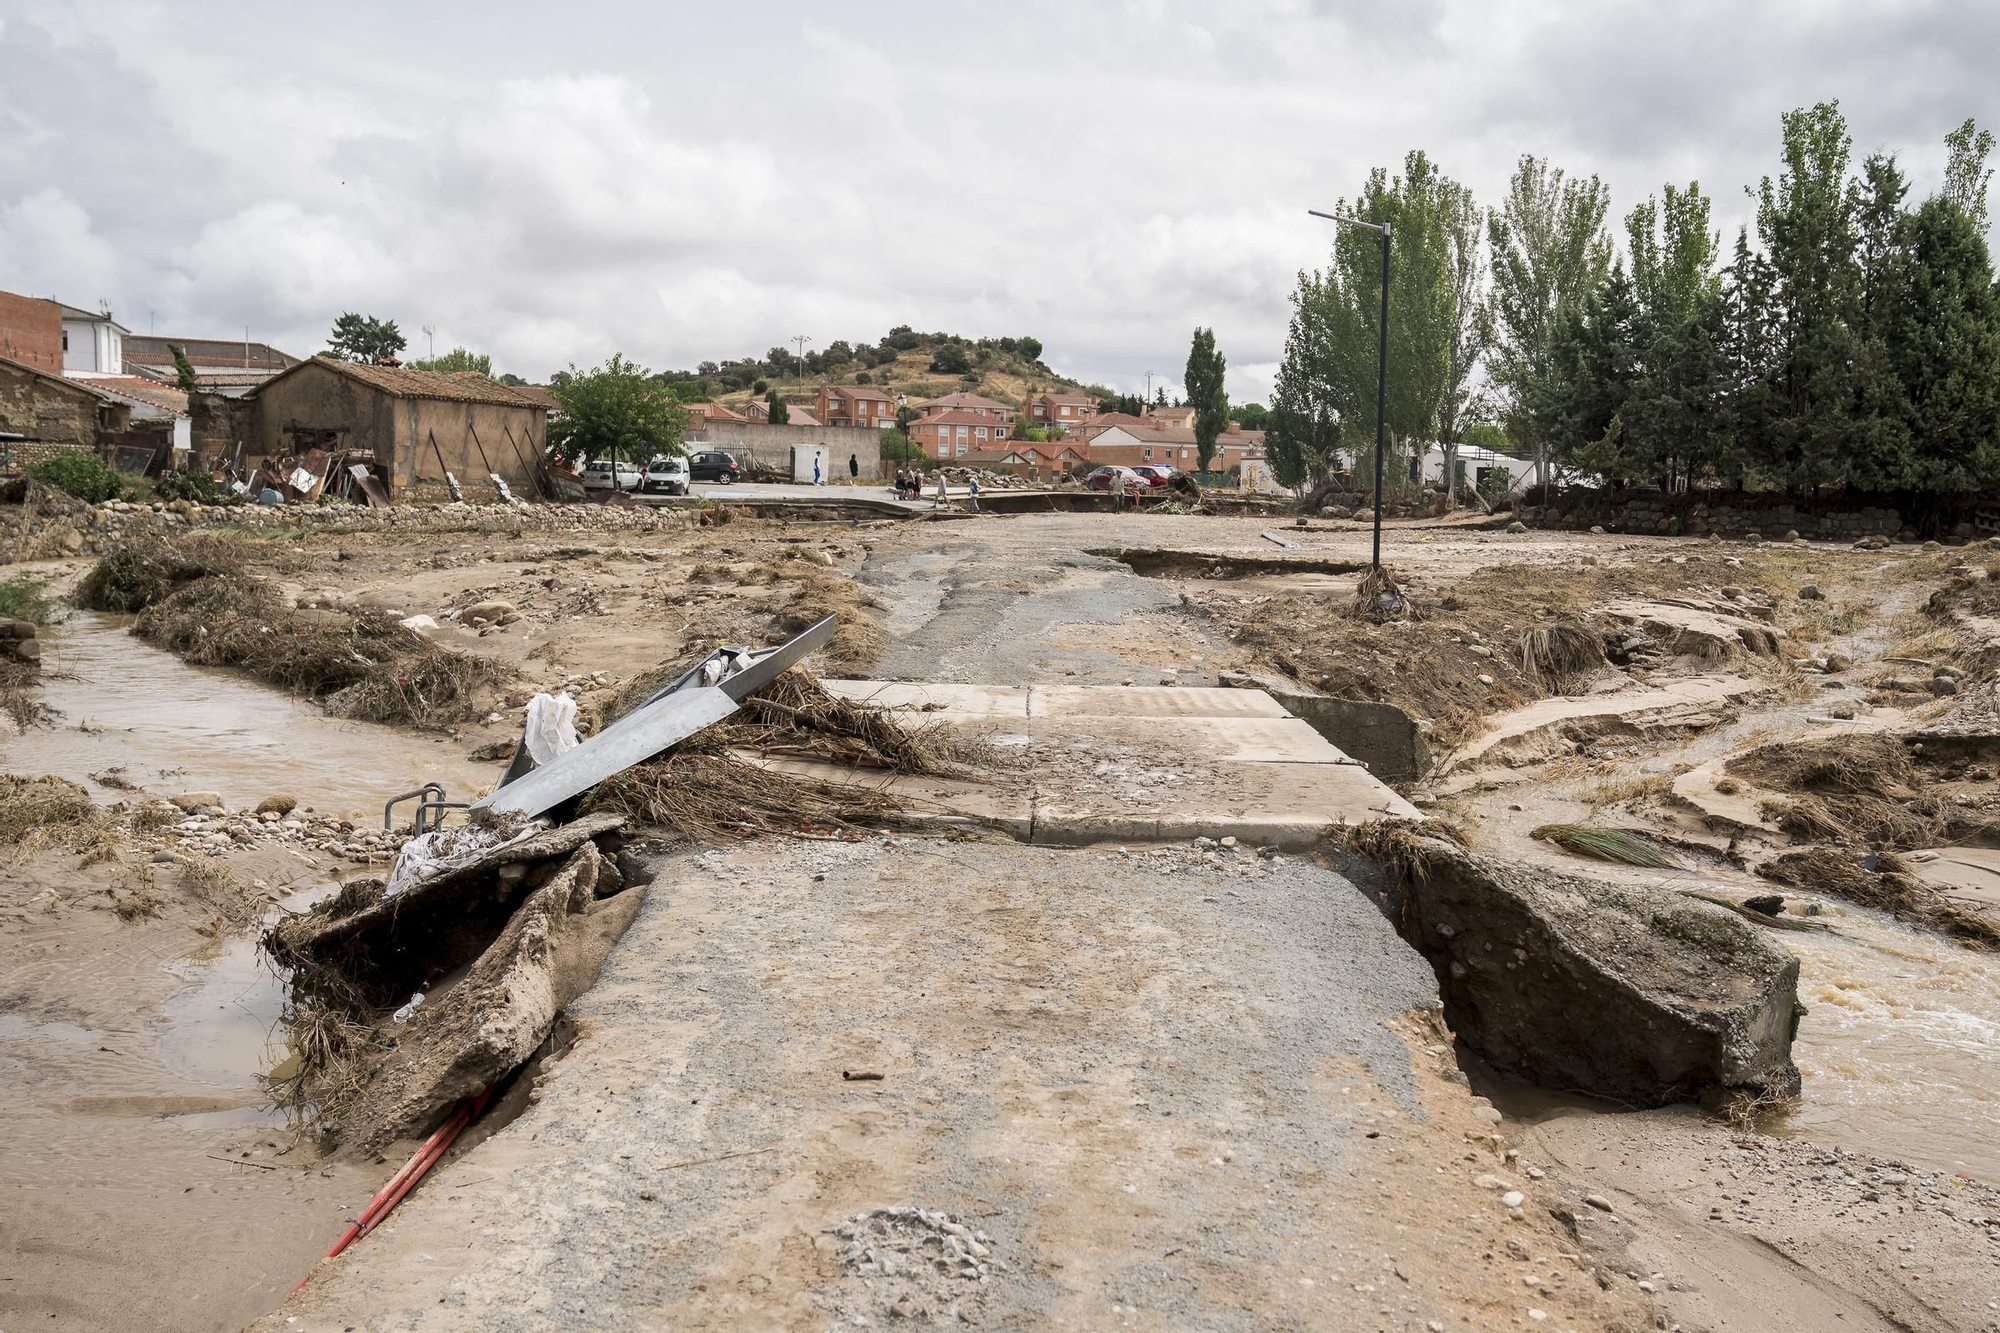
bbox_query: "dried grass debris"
[1519,622,1605,692]
[1758,847,2000,947]
[1533,822,1685,869]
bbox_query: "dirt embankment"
[1158,541,1857,747]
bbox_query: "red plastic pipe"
[291,1085,493,1294]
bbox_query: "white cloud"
[2,0,1992,398]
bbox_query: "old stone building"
[0,352,131,464]
[247,359,549,499]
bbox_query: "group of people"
[890,466,980,511]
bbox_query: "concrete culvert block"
[1340,832,1804,1107]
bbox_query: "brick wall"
[0,292,62,373]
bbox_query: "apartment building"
[910,409,1010,458]
[814,384,898,430]
[1022,390,1095,431]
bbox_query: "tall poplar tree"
[1182,327,1229,472]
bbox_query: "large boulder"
[1339,830,1804,1107]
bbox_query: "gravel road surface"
[259,837,1644,1331]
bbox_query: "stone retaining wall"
[1527,490,1913,540]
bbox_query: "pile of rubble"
[824,1206,1007,1326]
[937,465,1032,489]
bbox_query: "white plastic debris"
[521,692,581,767]
[383,816,544,898]
[391,992,425,1023]
[399,614,438,631]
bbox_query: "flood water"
[0,613,497,1330]
[8,611,491,819]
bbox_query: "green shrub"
[0,574,56,625]
[153,470,242,506]
[26,451,123,503]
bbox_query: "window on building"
[975,426,987,439]
[956,426,968,439]
[1143,448,1153,460]
[956,442,968,456]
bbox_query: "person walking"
[1112,467,1127,514]
[935,469,949,509]
[848,452,859,481]
[967,475,981,514]
[813,452,823,486]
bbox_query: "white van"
[643,456,690,495]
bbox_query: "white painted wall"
[61,317,123,373]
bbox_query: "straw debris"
[1757,848,2000,947]
[1519,622,1605,692]
[1532,822,1683,869]
[0,774,109,853]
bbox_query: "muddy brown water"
[9,611,491,819]
[0,613,512,1330]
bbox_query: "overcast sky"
[2,1,1994,403]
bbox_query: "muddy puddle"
[5,610,491,819]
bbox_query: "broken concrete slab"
[1335,832,1804,1107]
[1441,674,1768,774]
[813,681,1420,847]
[266,812,628,986]
[1599,598,1784,659]
[345,840,644,1152]
[1219,669,1432,783]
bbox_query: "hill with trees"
[650,328,1108,416]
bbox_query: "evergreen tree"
[1182,327,1229,472]
[1267,271,1344,493]
[765,389,790,424]
[1754,101,1864,491]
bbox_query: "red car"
[1084,466,1160,491]
[1132,464,1179,486]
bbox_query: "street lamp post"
[1307,209,1391,571]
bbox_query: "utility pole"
[1309,209,1392,571]
[422,324,436,362]
[793,335,812,384]
[1144,371,1154,408]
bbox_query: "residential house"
[246,360,548,500]
[914,391,1013,426]
[1085,423,1205,471]
[745,398,821,426]
[683,401,748,427]
[58,303,127,376]
[0,352,132,460]
[1074,411,1148,444]
[1021,390,1094,432]
[911,409,1011,459]
[972,441,1087,479]
[814,384,898,430]
[1145,403,1197,430]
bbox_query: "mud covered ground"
[6,502,2000,1330]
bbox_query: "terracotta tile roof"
[688,401,747,422]
[825,384,895,402]
[124,335,298,372]
[258,358,545,408]
[1080,411,1147,429]
[917,392,1013,412]
[83,376,190,414]
[916,410,1014,427]
[1034,391,1096,405]
[506,383,559,409]
[1097,423,1197,445]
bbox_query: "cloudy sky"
[1,1,1993,403]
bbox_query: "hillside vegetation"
[660,328,1103,413]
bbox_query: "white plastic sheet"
[383,817,544,899]
[522,692,581,767]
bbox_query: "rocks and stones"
[1507,520,1529,534]
[460,600,518,628]
[169,791,224,812]
[255,793,299,816]
[1337,834,1804,1107]
[1798,585,1824,601]
[828,1206,1004,1325]
[1743,894,1785,916]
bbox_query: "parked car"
[643,456,690,495]
[1084,465,1151,492]
[580,459,643,492]
[1132,464,1179,486]
[688,451,742,484]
